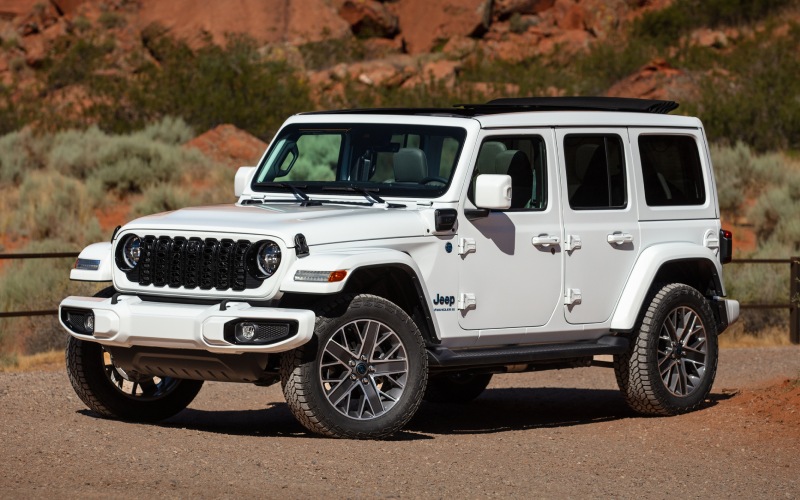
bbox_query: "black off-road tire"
[280,294,428,439]
[423,372,493,404]
[65,287,203,422]
[614,283,718,416]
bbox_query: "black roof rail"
[303,97,679,117]
[477,97,679,114]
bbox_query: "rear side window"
[564,134,626,210]
[639,135,705,206]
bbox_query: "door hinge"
[458,293,476,310]
[565,234,582,252]
[565,288,582,305]
[458,238,476,256]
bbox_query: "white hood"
[121,202,428,247]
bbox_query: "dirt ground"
[1,346,799,499]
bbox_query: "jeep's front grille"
[131,236,255,291]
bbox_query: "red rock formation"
[137,0,351,47]
[390,0,492,54]
[184,124,268,169]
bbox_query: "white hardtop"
[289,109,702,130]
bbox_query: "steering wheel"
[419,176,448,185]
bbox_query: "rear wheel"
[281,294,427,439]
[424,372,493,404]
[614,283,718,415]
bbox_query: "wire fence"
[1,252,799,343]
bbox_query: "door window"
[564,134,626,210]
[469,136,547,210]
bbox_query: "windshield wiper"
[322,185,387,205]
[257,182,314,201]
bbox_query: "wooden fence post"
[791,257,799,344]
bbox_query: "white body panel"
[70,242,113,282]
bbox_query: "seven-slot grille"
[131,236,255,291]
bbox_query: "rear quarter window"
[639,135,705,206]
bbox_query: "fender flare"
[610,243,723,331]
[280,248,441,340]
[70,242,113,282]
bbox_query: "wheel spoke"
[362,380,384,416]
[327,375,359,406]
[359,321,380,360]
[326,340,355,366]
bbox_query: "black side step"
[427,336,628,369]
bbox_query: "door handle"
[532,234,560,247]
[607,232,633,245]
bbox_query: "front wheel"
[614,283,718,415]
[281,294,428,439]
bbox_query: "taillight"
[720,229,733,264]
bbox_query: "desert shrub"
[46,36,115,90]
[98,11,126,29]
[131,182,192,218]
[0,128,52,184]
[710,142,790,214]
[89,139,199,193]
[0,240,104,355]
[748,175,800,249]
[47,126,108,178]
[101,30,312,139]
[690,24,800,152]
[632,0,794,48]
[12,171,103,243]
[136,116,194,145]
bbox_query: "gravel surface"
[1,346,799,498]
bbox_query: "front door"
[556,128,641,324]
[458,130,563,332]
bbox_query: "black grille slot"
[254,323,291,343]
[129,235,256,291]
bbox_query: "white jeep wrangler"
[60,97,739,438]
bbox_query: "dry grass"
[719,325,794,348]
[0,350,64,373]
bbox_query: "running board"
[427,336,628,369]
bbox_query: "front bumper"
[59,295,316,354]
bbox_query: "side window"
[469,136,547,210]
[564,134,626,210]
[639,135,706,206]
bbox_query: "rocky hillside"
[0,0,713,116]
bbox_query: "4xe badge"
[432,293,456,312]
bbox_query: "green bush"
[137,116,194,145]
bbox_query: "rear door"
[556,128,641,324]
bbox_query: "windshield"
[252,123,467,198]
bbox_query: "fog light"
[235,322,257,343]
[85,314,94,333]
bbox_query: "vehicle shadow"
[86,387,733,440]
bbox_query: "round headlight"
[121,235,142,270]
[256,241,281,278]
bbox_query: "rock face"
[184,124,268,169]
[391,0,492,54]
[336,0,398,38]
[137,0,351,46]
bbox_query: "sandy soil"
[1,346,798,498]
